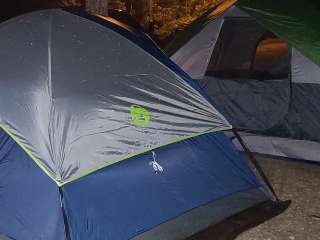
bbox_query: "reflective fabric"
[0,10,231,184]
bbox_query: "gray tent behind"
[170,5,320,163]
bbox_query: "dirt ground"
[237,155,320,240]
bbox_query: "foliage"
[108,0,220,43]
[152,0,219,40]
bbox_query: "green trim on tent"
[237,0,320,66]
[0,124,61,186]
[0,123,231,186]
[60,125,232,186]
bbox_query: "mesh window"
[206,18,266,78]
[206,18,290,80]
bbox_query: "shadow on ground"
[236,156,320,240]
[187,155,320,240]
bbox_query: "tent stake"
[232,129,280,202]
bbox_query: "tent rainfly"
[0,9,273,240]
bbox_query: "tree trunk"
[131,0,151,30]
[85,0,108,16]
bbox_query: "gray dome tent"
[168,1,320,163]
[0,9,284,240]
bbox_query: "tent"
[0,9,274,240]
[168,0,320,163]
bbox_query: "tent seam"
[0,124,231,187]
[60,126,232,186]
[0,123,61,186]
[88,13,231,127]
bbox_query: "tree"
[85,0,108,16]
[125,0,133,14]
[130,0,152,30]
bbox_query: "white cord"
[149,151,164,173]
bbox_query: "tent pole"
[232,129,280,202]
[59,187,71,240]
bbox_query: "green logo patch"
[130,105,150,128]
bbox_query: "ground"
[237,155,320,240]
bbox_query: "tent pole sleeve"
[232,129,280,201]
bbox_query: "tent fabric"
[132,188,267,240]
[164,0,238,57]
[237,0,320,67]
[62,132,267,240]
[170,5,259,80]
[168,3,320,162]
[80,11,220,110]
[232,132,320,163]
[170,17,224,80]
[0,9,231,185]
[0,9,272,240]
[207,17,266,77]
[0,129,65,240]
[291,49,320,84]
[199,77,290,132]
[272,83,320,142]
[201,77,320,143]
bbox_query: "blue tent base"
[0,130,65,240]
[133,188,269,240]
[62,132,268,240]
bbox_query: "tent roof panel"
[0,10,230,185]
